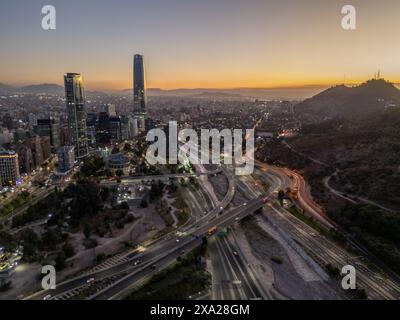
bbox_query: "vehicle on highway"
[235,217,240,221]
[207,226,217,236]
[151,264,158,269]
[233,251,238,256]
[86,277,95,284]
[43,294,52,300]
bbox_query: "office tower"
[28,113,38,127]
[41,136,51,161]
[57,146,75,173]
[0,129,13,145]
[120,115,130,141]
[2,114,13,131]
[0,150,20,186]
[130,117,138,137]
[145,118,156,132]
[133,54,146,130]
[96,112,110,145]
[13,129,28,143]
[105,104,116,117]
[59,124,70,147]
[64,73,89,160]
[25,136,43,168]
[36,117,60,151]
[109,116,121,141]
[16,145,34,174]
[86,113,98,147]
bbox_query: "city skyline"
[2,0,400,90]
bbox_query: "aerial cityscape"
[1,0,400,308]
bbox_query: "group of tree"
[79,156,106,177]
[12,191,62,229]
[331,203,400,273]
[0,191,32,217]
[63,180,104,227]
[149,180,165,202]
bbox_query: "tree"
[115,219,125,229]
[80,156,105,177]
[278,189,285,206]
[66,181,104,226]
[55,252,67,270]
[21,229,40,261]
[355,288,368,300]
[100,187,110,202]
[62,242,75,258]
[125,214,135,223]
[116,169,124,177]
[111,146,120,154]
[140,199,148,208]
[0,280,12,292]
[83,224,91,239]
[124,143,133,153]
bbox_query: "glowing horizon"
[2,0,400,91]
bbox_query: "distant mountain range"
[0,83,16,93]
[0,83,107,96]
[0,83,326,100]
[294,79,400,118]
[0,83,64,95]
[19,83,65,95]
[122,86,327,100]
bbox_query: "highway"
[210,231,270,300]
[99,168,222,186]
[89,196,267,300]
[253,162,400,300]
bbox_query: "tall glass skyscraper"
[133,54,146,130]
[64,73,89,159]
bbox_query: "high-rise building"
[0,150,20,186]
[133,54,146,130]
[96,112,110,145]
[25,136,43,168]
[16,145,34,174]
[57,146,75,173]
[86,112,98,147]
[109,116,121,142]
[104,104,117,117]
[64,73,89,160]
[35,117,60,151]
[0,129,13,145]
[120,115,130,141]
[59,124,70,147]
[41,136,51,161]
[2,114,14,131]
[130,117,139,137]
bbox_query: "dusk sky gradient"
[1,0,400,90]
